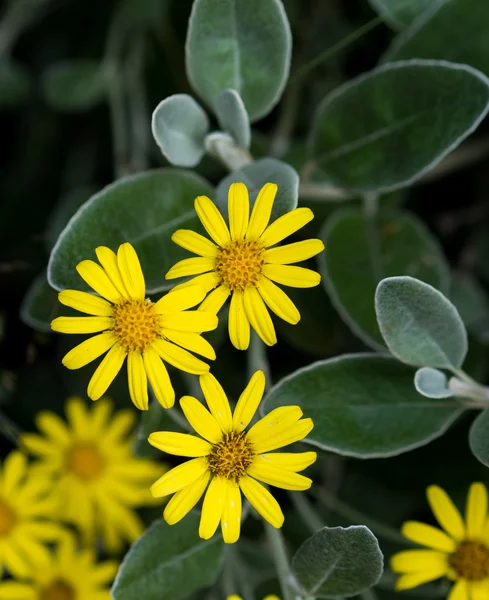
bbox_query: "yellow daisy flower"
[0,450,62,579]
[22,396,165,553]
[0,534,118,600]
[149,370,316,544]
[391,482,489,600]
[51,242,218,410]
[165,182,324,350]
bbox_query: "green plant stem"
[288,491,324,533]
[248,331,271,382]
[0,410,22,446]
[265,523,296,600]
[166,406,192,432]
[0,0,48,59]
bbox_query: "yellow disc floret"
[66,443,104,480]
[215,240,264,291]
[40,580,75,600]
[449,541,489,581]
[112,298,160,353]
[0,501,17,536]
[207,431,255,481]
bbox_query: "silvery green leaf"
[368,0,435,29]
[20,274,59,333]
[414,367,454,398]
[215,89,251,149]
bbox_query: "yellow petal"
[254,451,317,473]
[116,243,146,300]
[262,264,321,288]
[106,410,136,442]
[228,182,249,240]
[466,482,488,538]
[260,207,314,247]
[395,566,450,591]
[153,339,210,375]
[76,259,121,302]
[200,284,230,313]
[61,332,116,369]
[0,582,36,599]
[143,348,175,408]
[150,457,208,497]
[264,239,325,265]
[171,229,218,257]
[243,286,277,346]
[148,432,212,456]
[163,330,216,360]
[469,582,489,600]
[199,372,233,432]
[160,310,218,332]
[95,246,130,299]
[87,344,126,400]
[65,396,89,436]
[391,549,448,573]
[232,370,266,432]
[127,352,148,410]
[2,543,31,579]
[247,462,312,491]
[170,272,220,295]
[163,472,210,525]
[252,417,314,454]
[90,398,113,433]
[165,257,215,280]
[257,277,300,324]
[229,291,250,350]
[195,195,231,247]
[222,481,241,544]
[448,580,469,600]
[239,476,284,528]
[401,521,457,552]
[155,285,207,313]
[427,485,465,541]
[246,183,277,240]
[199,476,227,539]
[36,412,70,444]
[2,451,27,494]
[58,289,113,316]
[51,316,112,334]
[180,396,223,444]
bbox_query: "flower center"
[40,579,75,600]
[449,541,489,580]
[0,500,17,536]
[207,431,254,481]
[215,240,264,291]
[67,443,104,480]
[112,298,160,353]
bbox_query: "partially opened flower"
[0,451,62,578]
[148,370,316,544]
[23,397,165,553]
[391,482,489,599]
[0,534,118,600]
[165,182,324,350]
[51,242,218,410]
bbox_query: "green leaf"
[414,367,454,399]
[375,276,468,369]
[384,0,489,77]
[215,89,251,149]
[133,398,182,458]
[48,169,213,295]
[309,60,489,193]
[46,186,97,251]
[186,0,291,121]
[469,409,489,468]
[262,354,462,458]
[215,158,298,223]
[292,525,384,598]
[319,209,449,349]
[0,61,30,108]
[450,272,489,335]
[20,274,59,333]
[368,0,433,29]
[42,60,107,112]
[111,515,224,600]
[151,94,209,167]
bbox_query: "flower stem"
[248,331,271,383]
[288,491,324,534]
[265,522,296,600]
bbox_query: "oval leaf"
[469,409,489,468]
[384,0,489,77]
[48,169,213,294]
[152,94,209,167]
[319,209,449,349]
[292,525,384,598]
[215,158,298,223]
[262,354,462,458]
[186,0,291,121]
[375,276,468,369]
[368,0,433,29]
[215,89,251,149]
[414,367,454,399]
[20,274,59,333]
[309,60,489,193]
[42,60,106,112]
[112,515,224,600]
